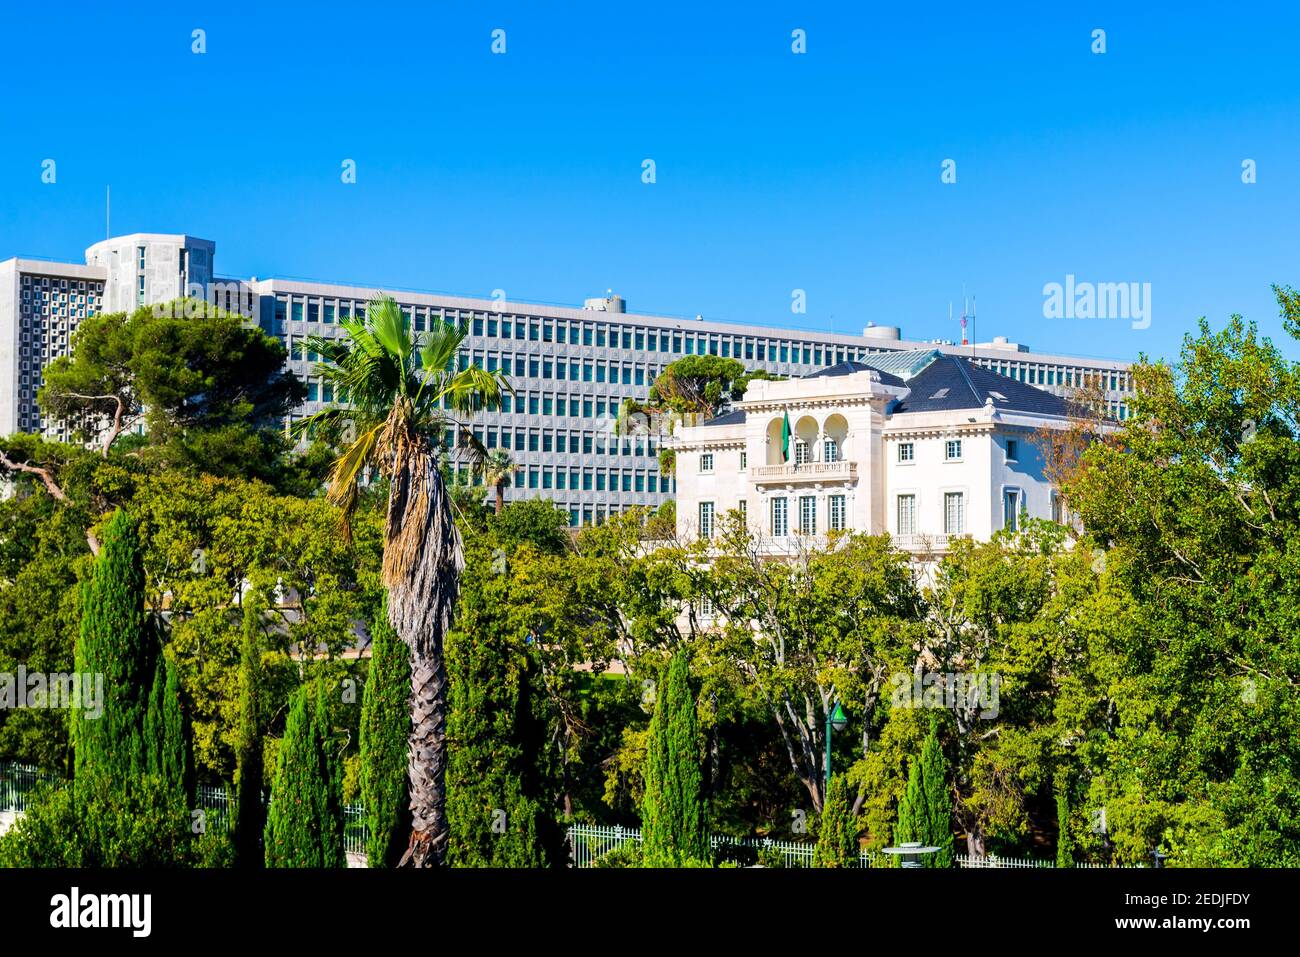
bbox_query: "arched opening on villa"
[822,413,848,463]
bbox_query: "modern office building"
[0,233,1134,524]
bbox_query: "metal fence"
[0,762,60,813]
[567,824,1142,869]
[0,761,369,858]
[567,823,888,868]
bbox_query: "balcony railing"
[751,461,857,483]
[892,534,954,551]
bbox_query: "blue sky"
[3,1,1299,364]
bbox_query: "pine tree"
[360,596,411,868]
[72,509,150,785]
[920,719,954,867]
[263,684,343,868]
[641,650,708,867]
[234,595,266,868]
[814,774,858,867]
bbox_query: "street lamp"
[824,700,848,794]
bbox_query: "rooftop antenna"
[105,185,110,240]
[960,284,969,346]
[971,296,977,355]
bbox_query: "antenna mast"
[105,186,110,239]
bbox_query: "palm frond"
[367,295,413,364]
[435,367,510,416]
[418,320,467,375]
[327,424,383,512]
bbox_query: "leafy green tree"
[702,527,922,812]
[0,776,191,868]
[0,493,88,769]
[624,355,779,423]
[490,498,571,554]
[234,594,266,868]
[814,774,857,867]
[130,470,379,779]
[72,509,150,785]
[294,294,508,867]
[360,596,411,868]
[641,650,708,867]
[1061,290,1300,865]
[263,685,343,868]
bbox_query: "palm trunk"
[403,650,449,867]
[495,481,504,514]
[384,431,463,869]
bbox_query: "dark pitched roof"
[701,408,746,427]
[802,360,905,388]
[892,355,1077,417]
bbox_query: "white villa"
[671,349,1082,556]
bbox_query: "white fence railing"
[566,824,1143,869]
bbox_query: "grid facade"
[10,268,104,439]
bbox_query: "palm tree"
[478,448,515,514]
[294,295,509,867]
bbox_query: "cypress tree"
[263,685,343,868]
[72,509,150,785]
[234,595,266,867]
[142,653,191,809]
[919,719,954,867]
[641,650,708,867]
[1055,777,1074,868]
[160,657,192,804]
[814,774,858,867]
[361,596,411,868]
[143,655,166,777]
[315,678,346,869]
[894,759,928,850]
[445,539,563,868]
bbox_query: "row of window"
[472,426,659,458]
[19,276,103,292]
[454,466,673,495]
[894,438,1022,464]
[971,357,1131,394]
[895,488,1033,537]
[697,495,849,539]
[278,295,872,366]
[696,489,1032,541]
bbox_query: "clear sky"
[3,1,1299,364]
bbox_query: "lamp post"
[824,700,848,797]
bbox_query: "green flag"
[781,411,791,461]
